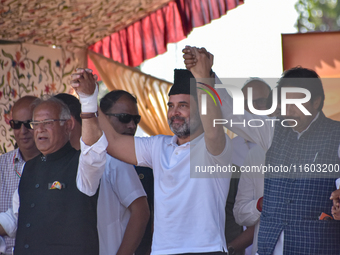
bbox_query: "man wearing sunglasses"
[71,48,232,255]
[95,90,150,255]
[0,96,40,255]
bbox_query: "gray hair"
[32,95,71,125]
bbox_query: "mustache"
[169,116,186,123]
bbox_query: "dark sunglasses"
[9,119,32,130]
[106,113,141,124]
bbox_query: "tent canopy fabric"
[88,0,242,77]
[1,0,242,52]
[0,0,172,49]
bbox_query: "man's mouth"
[170,116,185,124]
[20,137,31,143]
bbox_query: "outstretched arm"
[70,68,137,166]
[183,46,274,152]
[71,69,108,196]
[188,47,226,156]
[98,107,138,165]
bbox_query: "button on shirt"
[135,133,232,255]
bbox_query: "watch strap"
[80,111,98,119]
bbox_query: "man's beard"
[168,112,201,138]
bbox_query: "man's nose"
[127,119,137,129]
[19,123,30,133]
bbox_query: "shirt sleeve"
[233,146,265,226]
[110,159,146,208]
[0,191,19,238]
[216,87,275,151]
[77,133,108,196]
[134,136,154,168]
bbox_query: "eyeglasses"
[106,113,141,124]
[29,119,68,129]
[9,120,32,130]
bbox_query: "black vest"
[15,142,99,255]
[257,112,340,255]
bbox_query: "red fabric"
[257,197,263,212]
[88,0,243,80]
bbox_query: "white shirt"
[233,145,265,255]
[217,87,340,255]
[8,134,108,237]
[135,133,232,255]
[97,155,146,255]
[231,136,257,255]
[232,136,257,167]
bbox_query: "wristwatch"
[80,111,98,119]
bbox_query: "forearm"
[228,226,255,252]
[189,47,226,156]
[196,78,226,156]
[117,197,150,255]
[0,208,18,238]
[76,134,108,196]
[234,173,262,226]
[0,225,6,236]
[234,198,261,227]
[98,108,138,165]
[82,116,103,146]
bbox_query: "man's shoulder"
[324,115,340,127]
[135,134,174,145]
[0,148,24,169]
[0,148,19,160]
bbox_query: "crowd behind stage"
[0,45,339,255]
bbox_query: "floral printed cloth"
[0,43,78,154]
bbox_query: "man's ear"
[312,96,322,111]
[65,117,75,134]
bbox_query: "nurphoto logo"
[199,83,312,128]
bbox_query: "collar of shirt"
[292,111,320,140]
[16,149,25,162]
[14,149,26,177]
[167,133,204,148]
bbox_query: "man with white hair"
[13,96,107,255]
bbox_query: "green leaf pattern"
[0,43,78,154]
